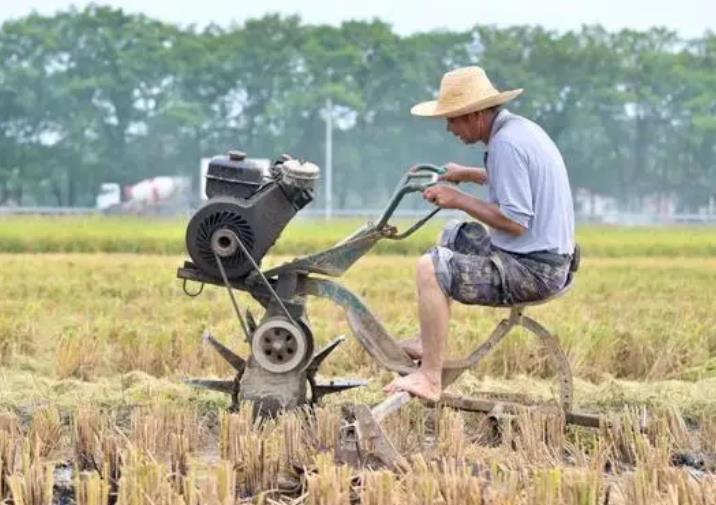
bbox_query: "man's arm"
[442,162,488,185]
[422,185,527,236]
[486,141,534,232]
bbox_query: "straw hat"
[411,66,523,118]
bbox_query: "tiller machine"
[178,150,598,468]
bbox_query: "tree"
[0,9,714,211]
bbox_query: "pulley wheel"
[185,196,256,279]
[251,318,309,373]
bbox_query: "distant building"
[574,188,618,219]
[575,188,682,224]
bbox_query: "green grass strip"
[0,215,715,257]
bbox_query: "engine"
[186,150,319,279]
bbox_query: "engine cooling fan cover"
[186,196,256,279]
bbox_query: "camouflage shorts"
[428,220,571,306]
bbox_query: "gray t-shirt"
[486,109,575,255]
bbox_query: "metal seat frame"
[443,273,576,410]
[340,272,580,470]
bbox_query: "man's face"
[446,110,490,144]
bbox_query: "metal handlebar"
[403,163,447,192]
[410,164,448,176]
[375,164,447,234]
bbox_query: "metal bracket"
[182,278,204,297]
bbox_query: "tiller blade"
[186,331,366,413]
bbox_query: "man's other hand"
[423,184,465,209]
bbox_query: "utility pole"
[324,97,333,219]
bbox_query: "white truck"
[96,176,192,212]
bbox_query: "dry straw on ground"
[0,403,712,503]
[0,235,715,503]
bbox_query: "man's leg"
[384,255,449,401]
[399,220,489,360]
[398,221,467,361]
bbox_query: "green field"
[2,215,716,256]
[0,218,714,503]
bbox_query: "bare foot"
[398,338,423,360]
[383,370,441,402]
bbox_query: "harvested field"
[0,402,714,504]
[0,220,715,503]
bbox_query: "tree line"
[0,6,714,211]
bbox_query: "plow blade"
[308,335,347,373]
[312,379,368,401]
[203,331,246,373]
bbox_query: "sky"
[0,0,713,37]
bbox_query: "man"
[384,66,575,402]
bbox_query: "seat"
[493,243,580,309]
[514,268,576,307]
[441,244,580,411]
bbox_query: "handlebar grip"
[405,172,438,192]
[421,164,447,175]
[375,163,446,230]
[405,164,447,192]
[410,163,447,175]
